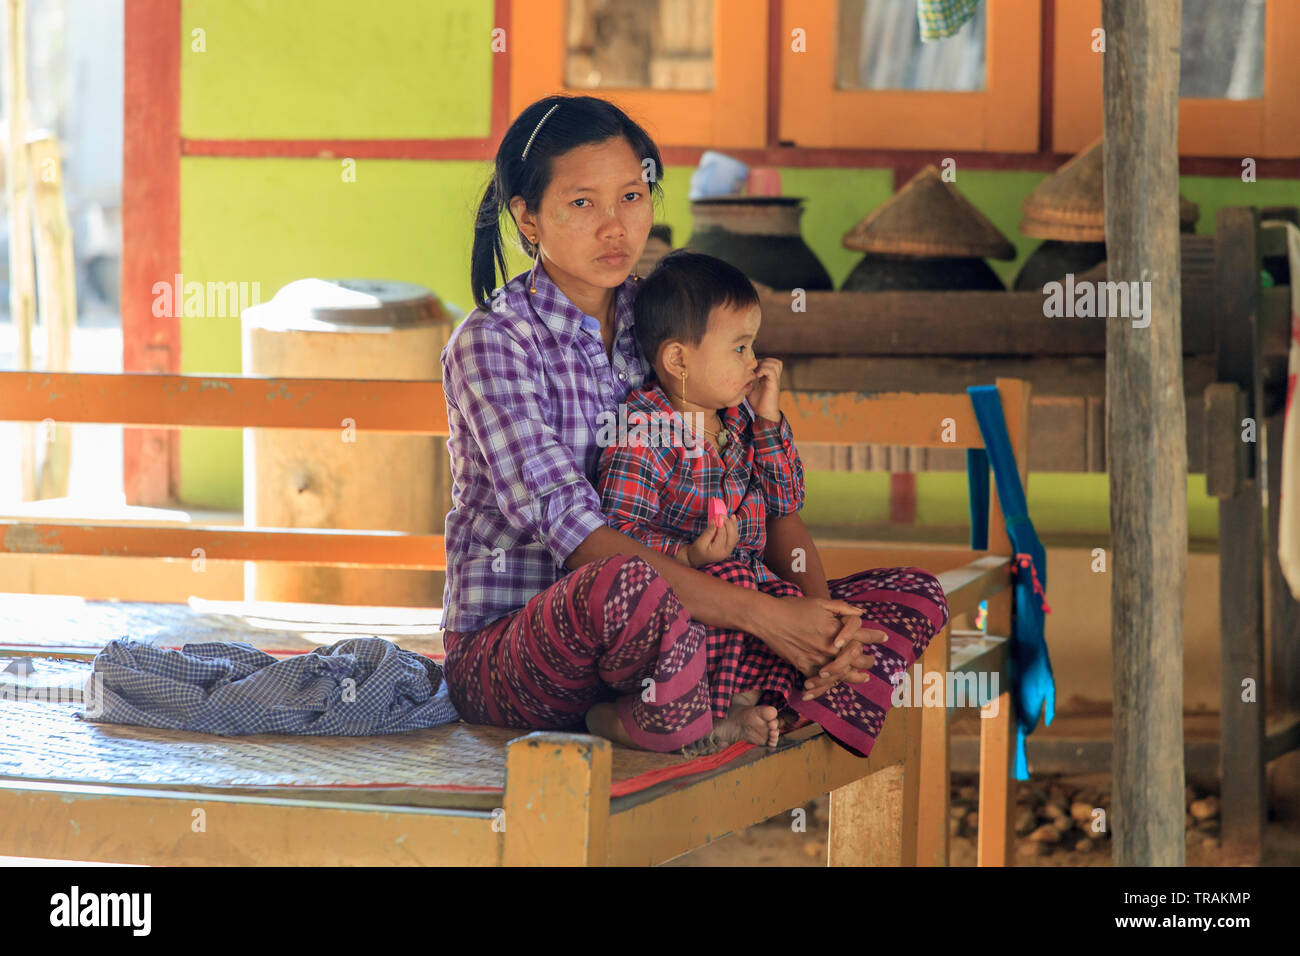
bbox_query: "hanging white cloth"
[1272,221,1300,598]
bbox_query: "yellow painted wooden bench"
[0,371,1030,866]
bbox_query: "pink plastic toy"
[709,498,727,528]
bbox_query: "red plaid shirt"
[595,380,805,584]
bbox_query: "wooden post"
[4,0,38,501]
[1213,207,1267,863]
[27,133,76,500]
[123,0,182,506]
[1102,0,1187,866]
[502,732,611,866]
[976,377,1030,867]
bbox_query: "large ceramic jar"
[686,197,833,291]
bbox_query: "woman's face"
[511,137,654,300]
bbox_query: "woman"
[441,94,949,755]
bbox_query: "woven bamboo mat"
[0,593,444,660]
[0,663,765,810]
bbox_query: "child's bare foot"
[681,689,780,757]
[775,706,803,733]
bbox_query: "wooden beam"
[781,354,1222,399]
[607,713,908,865]
[778,390,984,447]
[0,779,497,865]
[934,556,1013,622]
[1102,0,1187,867]
[753,256,1219,359]
[0,521,446,568]
[0,371,448,433]
[0,371,1006,454]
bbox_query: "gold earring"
[680,369,687,406]
[528,236,540,293]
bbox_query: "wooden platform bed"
[0,372,1032,866]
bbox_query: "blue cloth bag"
[80,637,460,735]
[965,384,1056,780]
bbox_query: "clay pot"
[1012,240,1107,291]
[686,197,833,291]
[842,254,1006,292]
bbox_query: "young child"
[592,250,875,757]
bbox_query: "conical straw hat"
[1021,138,1199,241]
[842,165,1016,260]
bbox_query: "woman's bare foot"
[585,701,639,748]
[585,692,780,757]
[681,689,780,756]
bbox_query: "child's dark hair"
[633,250,760,371]
[470,95,665,312]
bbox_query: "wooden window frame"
[778,0,1042,152]
[1054,0,1300,158]
[510,0,770,149]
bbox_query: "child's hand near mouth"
[746,357,784,423]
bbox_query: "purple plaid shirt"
[440,262,647,632]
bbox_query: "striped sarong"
[442,554,949,755]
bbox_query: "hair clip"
[522,104,561,161]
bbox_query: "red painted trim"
[1039,0,1055,154]
[178,133,1300,180]
[123,0,181,507]
[890,473,917,525]
[181,138,502,160]
[767,0,782,149]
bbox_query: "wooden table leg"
[503,732,611,866]
[916,624,951,865]
[828,701,921,865]
[977,678,1016,867]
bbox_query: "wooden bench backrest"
[0,372,1030,575]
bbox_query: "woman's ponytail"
[471,175,510,313]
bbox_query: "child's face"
[677,302,762,410]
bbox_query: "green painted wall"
[174,0,1297,538]
[180,0,492,139]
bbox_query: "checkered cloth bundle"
[81,637,459,735]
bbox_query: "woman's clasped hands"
[758,595,888,700]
